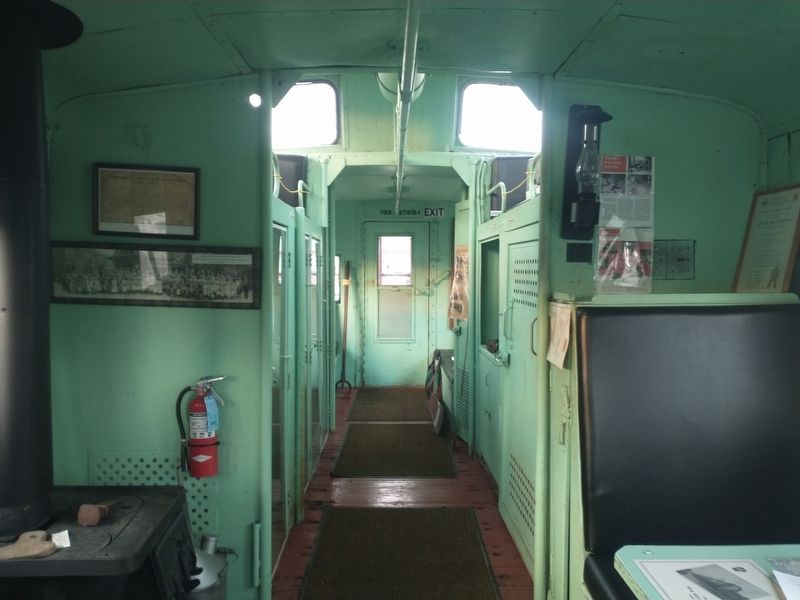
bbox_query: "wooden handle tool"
[77,499,119,527]
[0,531,56,560]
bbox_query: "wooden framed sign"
[93,163,199,239]
[734,184,800,293]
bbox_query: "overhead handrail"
[394,0,421,214]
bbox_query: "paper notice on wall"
[596,227,654,294]
[448,244,469,321]
[547,302,572,369]
[599,155,655,228]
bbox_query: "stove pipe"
[0,0,81,540]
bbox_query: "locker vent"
[456,367,471,438]
[508,453,535,541]
[512,257,539,309]
[88,451,219,535]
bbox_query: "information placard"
[735,185,800,293]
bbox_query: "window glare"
[379,236,412,286]
[459,83,542,153]
[272,82,337,149]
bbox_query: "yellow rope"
[273,174,302,195]
[499,170,536,197]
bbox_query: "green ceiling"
[43,1,800,132]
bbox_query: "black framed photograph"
[93,163,200,239]
[51,242,260,309]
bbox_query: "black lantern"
[561,105,613,241]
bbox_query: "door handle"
[501,304,514,340]
[530,317,538,356]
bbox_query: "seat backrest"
[577,304,800,555]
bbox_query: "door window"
[378,235,412,286]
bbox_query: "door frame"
[359,219,435,386]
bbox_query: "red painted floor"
[271,388,533,600]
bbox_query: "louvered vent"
[512,257,538,309]
[508,453,535,543]
[456,367,471,439]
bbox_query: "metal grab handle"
[501,304,514,340]
[530,318,538,355]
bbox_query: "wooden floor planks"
[271,388,533,600]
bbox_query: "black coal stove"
[0,486,197,600]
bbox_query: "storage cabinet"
[476,347,503,481]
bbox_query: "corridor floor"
[271,388,533,600]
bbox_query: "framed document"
[734,185,800,293]
[93,163,199,239]
[51,242,260,309]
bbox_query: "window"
[272,81,339,149]
[378,236,412,286]
[458,82,542,153]
[309,239,318,286]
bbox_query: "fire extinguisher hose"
[175,385,194,473]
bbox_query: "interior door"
[271,197,297,565]
[305,234,325,471]
[362,221,430,386]
[498,223,539,571]
[271,225,288,570]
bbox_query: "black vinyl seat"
[576,305,800,600]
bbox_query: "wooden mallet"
[77,499,119,527]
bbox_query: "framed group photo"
[93,163,199,239]
[51,242,260,309]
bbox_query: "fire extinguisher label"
[192,454,213,463]
[204,394,219,433]
[190,412,213,438]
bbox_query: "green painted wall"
[543,80,763,297]
[328,71,458,153]
[48,77,263,599]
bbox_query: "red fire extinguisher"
[176,376,225,478]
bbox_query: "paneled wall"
[48,77,263,599]
[543,80,763,297]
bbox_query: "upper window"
[458,82,542,153]
[378,236,412,286]
[272,81,339,149]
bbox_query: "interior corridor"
[272,387,533,600]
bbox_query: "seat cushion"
[576,305,800,554]
[584,554,638,600]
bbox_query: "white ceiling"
[43,1,800,132]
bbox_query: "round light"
[248,93,262,108]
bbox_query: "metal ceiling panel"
[562,14,800,130]
[620,0,800,41]
[58,0,196,33]
[215,10,406,70]
[43,18,243,108]
[419,8,602,72]
[194,0,406,12]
